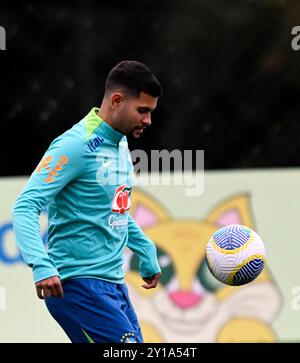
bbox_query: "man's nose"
[142,113,151,126]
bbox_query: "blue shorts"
[45,278,143,343]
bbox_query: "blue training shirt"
[12,107,161,283]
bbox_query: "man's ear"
[111,92,124,109]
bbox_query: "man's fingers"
[36,284,51,299]
[141,273,161,289]
[54,282,64,298]
[142,280,157,289]
[36,285,44,299]
[36,284,54,299]
[42,285,52,298]
[49,285,58,297]
[142,273,161,289]
[35,276,63,300]
[142,284,153,289]
[142,283,156,289]
[44,283,63,298]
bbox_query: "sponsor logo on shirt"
[87,136,104,153]
[111,185,132,214]
[108,214,128,231]
[36,155,69,183]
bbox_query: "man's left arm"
[127,214,161,289]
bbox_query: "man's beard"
[131,126,145,138]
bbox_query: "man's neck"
[98,107,113,127]
[97,108,125,135]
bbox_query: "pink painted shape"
[133,205,158,228]
[169,291,203,309]
[217,209,241,226]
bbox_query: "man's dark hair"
[105,60,162,98]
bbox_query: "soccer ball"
[205,224,266,286]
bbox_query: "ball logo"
[112,185,132,214]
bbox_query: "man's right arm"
[12,134,85,297]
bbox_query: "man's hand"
[142,273,161,289]
[35,275,64,299]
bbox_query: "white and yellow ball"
[205,224,266,286]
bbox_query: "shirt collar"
[85,107,124,144]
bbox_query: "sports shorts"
[45,277,143,343]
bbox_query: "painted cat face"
[125,191,282,342]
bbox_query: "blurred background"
[1,0,300,173]
[1,0,300,343]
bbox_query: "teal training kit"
[12,107,161,284]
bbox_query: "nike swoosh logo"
[102,160,113,168]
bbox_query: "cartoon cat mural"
[125,190,282,342]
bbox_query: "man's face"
[116,92,158,138]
